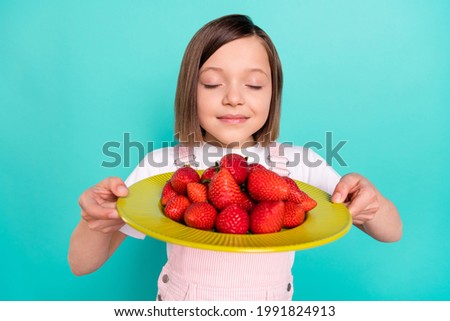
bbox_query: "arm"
[68,177,129,276]
[332,173,402,242]
[68,220,126,275]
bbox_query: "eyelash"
[203,84,220,89]
[202,84,263,90]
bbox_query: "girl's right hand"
[78,177,129,233]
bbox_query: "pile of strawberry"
[160,154,317,234]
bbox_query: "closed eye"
[203,84,221,89]
[246,85,263,90]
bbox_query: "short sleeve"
[305,154,341,195]
[283,146,341,195]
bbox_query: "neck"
[202,135,257,149]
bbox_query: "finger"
[97,176,128,198]
[106,208,120,220]
[79,192,119,220]
[358,204,380,215]
[352,213,375,225]
[347,188,377,216]
[342,201,376,221]
[331,173,360,203]
[353,218,366,225]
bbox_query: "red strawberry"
[219,153,248,184]
[208,168,243,210]
[238,192,254,212]
[186,182,207,203]
[164,195,190,222]
[283,201,306,228]
[249,201,285,234]
[282,177,317,211]
[200,165,218,184]
[248,163,265,172]
[160,181,178,206]
[247,167,289,202]
[170,166,200,195]
[184,202,217,230]
[215,204,249,234]
[282,177,303,203]
[299,196,317,212]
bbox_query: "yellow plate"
[117,171,352,252]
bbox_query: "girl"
[68,14,402,300]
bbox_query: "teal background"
[1,0,449,300]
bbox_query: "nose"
[222,83,245,107]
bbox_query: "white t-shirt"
[120,143,341,246]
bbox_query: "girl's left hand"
[331,173,381,225]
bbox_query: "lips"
[217,114,249,124]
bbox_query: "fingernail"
[117,185,128,195]
[109,211,119,219]
[332,193,341,203]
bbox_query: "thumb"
[115,183,129,197]
[101,176,129,198]
[332,175,356,203]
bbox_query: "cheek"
[254,90,272,115]
[196,101,212,129]
[196,90,207,118]
[197,89,215,112]
[197,107,207,128]
[258,107,271,125]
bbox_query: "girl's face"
[197,36,272,147]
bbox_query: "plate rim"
[117,171,352,253]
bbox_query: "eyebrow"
[199,67,270,79]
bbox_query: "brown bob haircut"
[174,14,283,147]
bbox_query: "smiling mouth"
[217,115,249,124]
